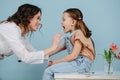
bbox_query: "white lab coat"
[0,22,47,64]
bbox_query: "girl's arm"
[49,39,82,65]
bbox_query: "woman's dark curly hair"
[7,4,42,33]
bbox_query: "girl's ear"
[71,19,77,26]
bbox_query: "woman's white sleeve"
[1,26,45,64]
[23,38,49,61]
[22,38,37,52]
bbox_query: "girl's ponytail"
[77,19,91,38]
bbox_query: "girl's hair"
[64,8,91,38]
[6,4,42,33]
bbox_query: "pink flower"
[110,43,118,52]
[117,52,120,59]
[103,43,120,74]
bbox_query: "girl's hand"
[51,32,62,50]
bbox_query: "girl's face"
[28,11,41,31]
[61,12,76,33]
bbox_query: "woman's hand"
[48,60,53,66]
[48,60,57,66]
[0,54,4,60]
[43,32,62,56]
[51,32,62,50]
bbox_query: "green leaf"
[104,49,112,64]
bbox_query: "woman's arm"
[24,32,63,56]
[43,32,64,56]
[45,43,66,57]
[22,38,37,52]
[0,24,61,64]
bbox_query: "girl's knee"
[44,67,53,75]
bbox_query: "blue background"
[0,0,120,80]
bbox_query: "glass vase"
[104,59,113,75]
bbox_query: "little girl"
[42,8,95,80]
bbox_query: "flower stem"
[108,62,111,74]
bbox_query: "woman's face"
[28,11,41,31]
[61,12,74,33]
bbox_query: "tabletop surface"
[54,71,120,79]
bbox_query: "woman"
[0,4,61,64]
